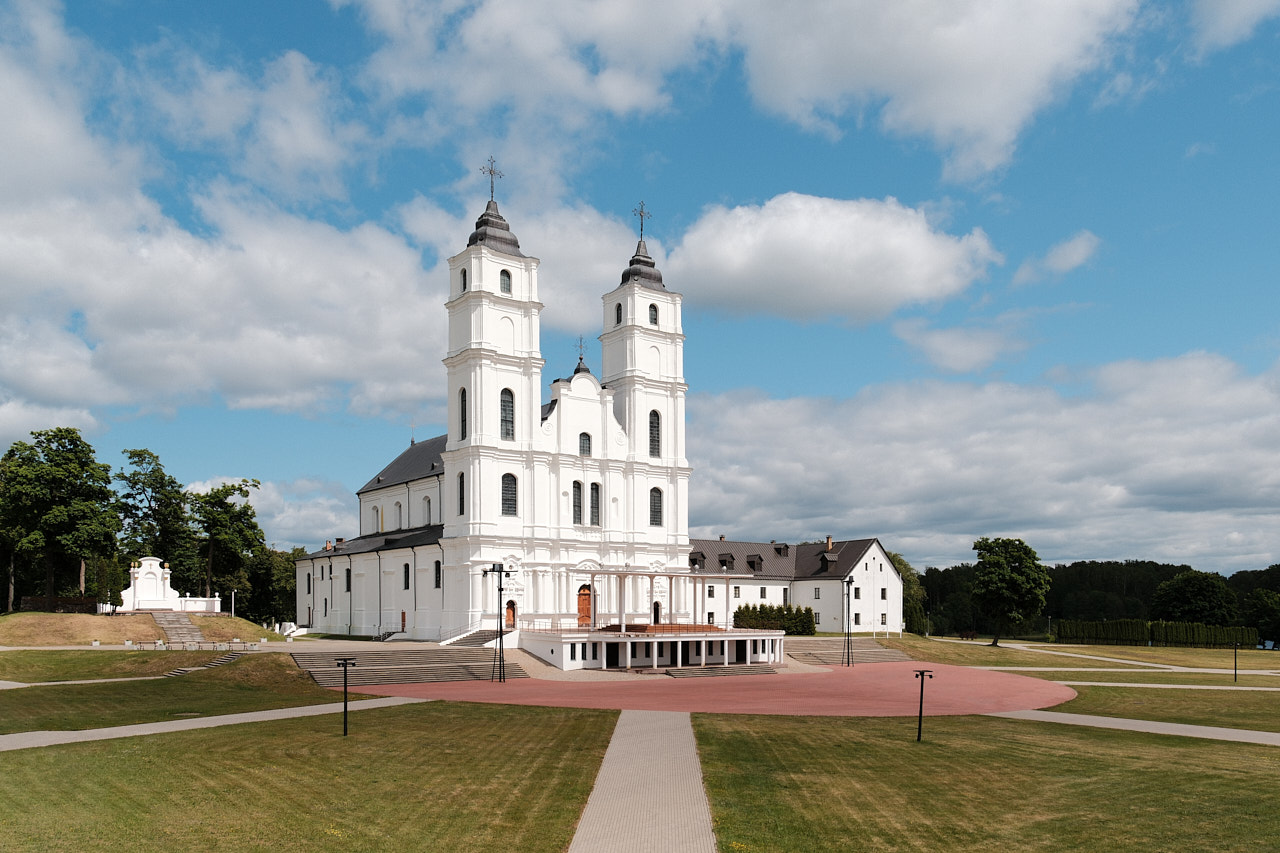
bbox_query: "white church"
[295,195,903,669]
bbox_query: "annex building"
[296,197,903,669]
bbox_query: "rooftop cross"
[632,200,651,239]
[480,156,504,201]
[575,335,586,359]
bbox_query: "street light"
[842,578,855,667]
[335,657,357,736]
[231,589,236,620]
[914,669,934,742]
[482,563,517,682]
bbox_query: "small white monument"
[118,556,221,612]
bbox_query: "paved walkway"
[989,709,1280,746]
[568,710,715,853]
[0,696,424,752]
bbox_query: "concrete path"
[990,709,1280,746]
[568,710,715,853]
[1056,681,1280,691]
[0,696,425,752]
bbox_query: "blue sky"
[3,0,1280,573]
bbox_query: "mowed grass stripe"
[0,702,616,853]
[694,713,1280,853]
[0,650,224,682]
[1054,684,1280,732]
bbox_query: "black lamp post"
[335,656,356,736]
[482,563,516,682]
[1234,641,1240,683]
[914,669,933,742]
[842,578,855,667]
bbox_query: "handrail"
[437,618,487,644]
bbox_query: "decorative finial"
[575,335,586,359]
[632,201,651,239]
[480,156,503,201]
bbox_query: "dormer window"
[460,268,467,291]
[648,304,658,325]
[500,269,512,294]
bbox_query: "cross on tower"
[575,335,586,359]
[632,201,651,239]
[480,156,504,201]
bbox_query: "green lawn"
[0,650,222,682]
[1020,669,1280,688]
[0,654,355,734]
[0,701,616,853]
[875,636,1144,668]
[1052,685,1280,733]
[695,713,1279,852]
[1039,644,1280,669]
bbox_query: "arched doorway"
[652,601,662,624]
[577,585,593,626]
[505,599,516,629]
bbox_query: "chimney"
[324,540,333,551]
[826,535,833,551]
[719,534,725,541]
[336,538,345,545]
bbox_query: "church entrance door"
[605,643,619,668]
[577,585,592,627]
[652,601,661,624]
[505,599,516,629]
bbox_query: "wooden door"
[505,599,516,628]
[577,585,592,626]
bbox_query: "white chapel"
[296,196,901,669]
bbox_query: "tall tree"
[0,428,119,605]
[1152,570,1238,626]
[242,546,301,624]
[1243,588,1280,643]
[971,537,1050,646]
[115,449,198,576]
[189,480,265,599]
[888,551,929,634]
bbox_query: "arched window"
[403,563,410,590]
[501,473,518,516]
[615,303,622,325]
[649,303,658,325]
[500,269,512,294]
[371,506,381,532]
[422,496,432,525]
[649,487,663,526]
[459,388,467,440]
[460,268,467,291]
[649,410,661,458]
[572,481,583,524]
[434,561,442,589]
[579,432,592,457]
[393,501,402,529]
[500,389,515,440]
[590,482,601,526]
[457,473,465,516]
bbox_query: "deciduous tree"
[971,537,1050,646]
[190,480,265,599]
[1152,569,1238,627]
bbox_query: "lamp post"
[1234,641,1239,683]
[914,669,933,742]
[335,657,356,736]
[231,589,236,620]
[482,563,517,682]
[842,578,855,667]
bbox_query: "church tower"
[599,215,690,546]
[442,195,544,543]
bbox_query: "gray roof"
[467,200,524,257]
[357,433,447,495]
[303,524,445,560]
[688,537,888,582]
[619,239,666,290]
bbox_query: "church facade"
[296,198,899,668]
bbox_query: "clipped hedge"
[1056,618,1258,648]
[733,603,816,635]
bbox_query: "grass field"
[0,612,163,645]
[1053,685,1280,733]
[0,654,357,734]
[1021,669,1280,687]
[1037,643,1280,669]
[0,701,616,853]
[0,650,223,682]
[695,713,1280,852]
[875,636,1144,668]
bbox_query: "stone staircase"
[443,629,503,648]
[290,646,527,687]
[164,652,245,677]
[667,664,777,678]
[785,637,912,665]
[151,612,205,644]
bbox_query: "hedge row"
[1056,618,1258,648]
[733,603,816,635]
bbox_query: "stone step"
[291,646,524,686]
[163,651,245,678]
[151,612,206,644]
[444,629,503,648]
[667,664,776,678]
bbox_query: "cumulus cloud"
[1190,0,1280,55]
[1013,230,1100,285]
[892,317,1028,373]
[248,478,356,551]
[688,352,1280,574]
[666,193,1001,322]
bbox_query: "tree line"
[924,547,1280,643]
[0,427,298,623]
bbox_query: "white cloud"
[1013,230,1100,285]
[248,478,356,551]
[893,317,1027,373]
[689,352,1280,574]
[1190,0,1280,55]
[667,193,1001,322]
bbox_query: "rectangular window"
[854,613,861,626]
[854,587,861,600]
[708,586,715,598]
[760,587,767,599]
[403,564,410,590]
[590,483,600,526]
[581,642,587,660]
[733,586,740,598]
[881,613,887,626]
[434,561,442,589]
[708,612,715,624]
[881,588,887,600]
[783,589,788,605]
[572,481,583,525]
[815,612,820,625]
[570,643,576,661]
[345,568,351,592]
[814,587,821,599]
